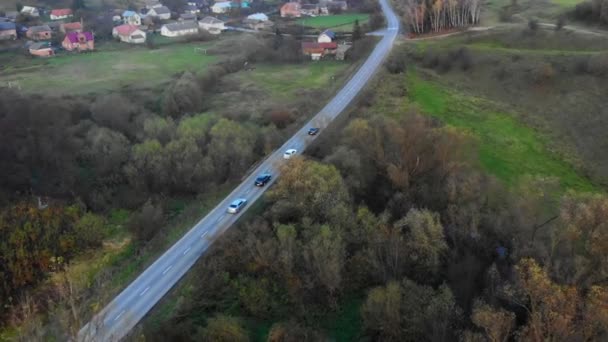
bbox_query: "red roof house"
[302,42,338,60]
[50,9,73,20]
[280,2,301,18]
[60,22,83,33]
[62,31,94,52]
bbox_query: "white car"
[227,198,247,214]
[283,149,297,159]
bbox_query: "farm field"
[0,41,217,96]
[297,13,369,32]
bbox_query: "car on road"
[227,198,247,214]
[283,149,297,159]
[308,127,320,135]
[254,173,272,186]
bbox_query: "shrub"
[556,16,566,30]
[587,53,608,76]
[530,63,555,84]
[528,18,539,31]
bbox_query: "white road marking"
[215,216,222,223]
[139,286,150,296]
[162,265,173,275]
[183,247,191,255]
[244,188,252,195]
[114,310,125,321]
[200,231,208,239]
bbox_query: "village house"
[0,22,17,40]
[335,43,351,60]
[29,41,54,57]
[20,6,40,17]
[145,0,163,9]
[199,16,224,34]
[322,0,347,12]
[302,41,337,60]
[26,25,52,40]
[112,24,146,43]
[301,4,321,16]
[122,11,142,26]
[244,13,272,31]
[160,21,198,37]
[60,22,83,34]
[50,9,73,20]
[211,1,232,14]
[5,11,19,21]
[280,2,301,18]
[188,0,206,7]
[317,29,336,43]
[180,13,197,21]
[62,31,94,52]
[147,6,171,20]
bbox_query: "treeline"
[572,0,608,25]
[146,69,608,340]
[394,0,483,34]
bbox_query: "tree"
[201,314,249,342]
[16,2,23,12]
[162,72,204,118]
[91,94,139,135]
[361,281,402,340]
[471,300,515,342]
[72,0,86,11]
[129,199,165,242]
[352,19,362,41]
[304,225,345,301]
[267,321,324,342]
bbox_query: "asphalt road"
[79,1,399,340]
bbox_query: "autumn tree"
[201,314,249,342]
[471,300,515,342]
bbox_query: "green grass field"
[1,42,217,95]
[232,61,350,100]
[297,14,369,32]
[408,73,595,192]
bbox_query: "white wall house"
[199,16,225,34]
[211,2,232,14]
[147,6,171,20]
[246,13,268,21]
[112,24,147,44]
[122,11,142,26]
[317,29,336,43]
[21,6,40,17]
[161,22,199,37]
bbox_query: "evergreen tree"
[352,19,362,41]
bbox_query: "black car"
[308,127,320,135]
[254,173,272,186]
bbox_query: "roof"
[321,29,336,39]
[200,16,223,24]
[151,6,170,14]
[301,4,319,9]
[185,4,198,10]
[302,42,337,49]
[281,2,300,11]
[29,25,51,33]
[247,13,268,21]
[51,9,73,16]
[163,21,198,31]
[21,6,38,14]
[212,2,232,8]
[114,24,141,36]
[122,10,138,17]
[64,31,94,43]
[180,13,197,19]
[63,22,82,30]
[29,42,51,50]
[0,22,16,30]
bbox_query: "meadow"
[297,13,369,32]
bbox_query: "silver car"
[227,198,247,214]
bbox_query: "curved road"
[79,1,399,340]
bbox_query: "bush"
[530,63,555,84]
[422,49,440,68]
[528,18,539,31]
[587,53,608,76]
[556,16,566,30]
[129,199,166,242]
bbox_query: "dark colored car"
[254,173,272,186]
[308,127,320,135]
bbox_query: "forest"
[141,60,608,341]
[393,0,482,34]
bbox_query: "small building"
[211,1,232,13]
[301,4,321,16]
[317,29,335,43]
[5,11,19,21]
[327,0,348,11]
[184,4,200,14]
[145,0,163,9]
[302,41,337,60]
[112,24,146,43]
[60,22,83,34]
[247,13,268,21]
[180,13,197,21]
[50,9,73,20]
[26,25,52,40]
[335,43,351,60]
[29,42,54,57]
[160,21,199,37]
[188,0,205,7]
[20,6,40,17]
[0,22,17,40]
[122,10,142,26]
[199,16,224,34]
[62,31,94,52]
[280,2,301,18]
[147,6,171,20]
[244,18,273,31]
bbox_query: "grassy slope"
[297,13,369,32]
[408,72,595,192]
[233,61,349,100]
[1,42,217,95]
